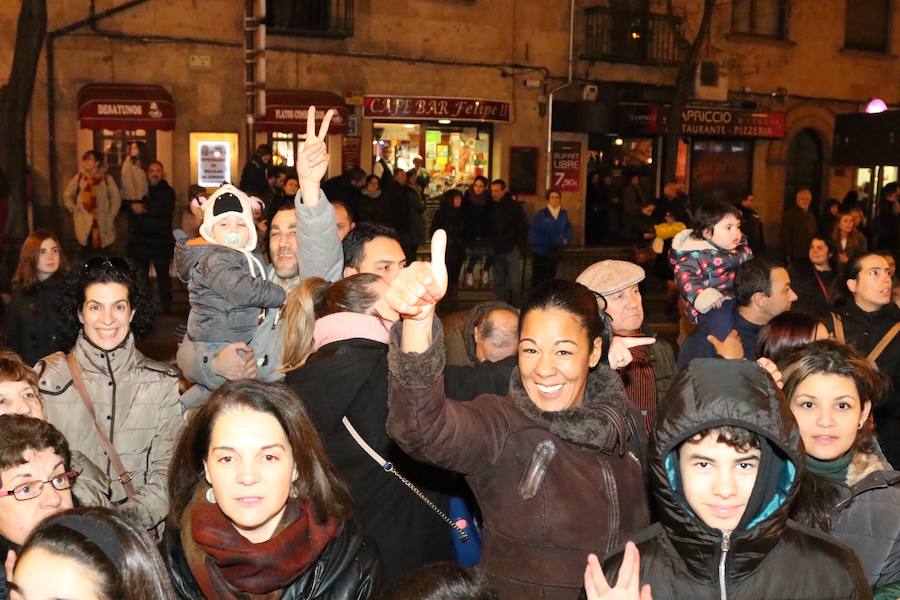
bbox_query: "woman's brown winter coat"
[387,322,649,599]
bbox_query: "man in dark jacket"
[322,167,366,214]
[595,359,870,600]
[128,160,175,312]
[678,258,797,369]
[739,193,764,256]
[577,260,676,435]
[238,143,272,197]
[781,188,817,265]
[488,179,529,307]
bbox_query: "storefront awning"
[78,84,175,131]
[255,90,349,134]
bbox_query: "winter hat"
[199,184,258,251]
[576,260,645,297]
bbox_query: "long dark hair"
[168,380,352,525]
[782,340,887,531]
[58,257,155,348]
[17,507,176,600]
[830,251,885,308]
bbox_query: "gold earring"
[206,487,217,504]
[858,422,864,430]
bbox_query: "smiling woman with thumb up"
[384,231,649,600]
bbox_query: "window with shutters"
[266,0,354,38]
[731,0,789,39]
[844,0,892,53]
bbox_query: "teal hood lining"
[663,448,796,530]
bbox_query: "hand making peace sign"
[296,105,334,192]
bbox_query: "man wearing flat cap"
[577,260,676,435]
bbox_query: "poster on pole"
[551,140,582,192]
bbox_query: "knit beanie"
[199,184,258,251]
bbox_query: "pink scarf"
[313,312,392,350]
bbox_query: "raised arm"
[294,106,343,281]
[385,231,508,474]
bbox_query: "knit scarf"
[313,312,392,350]
[78,172,106,248]
[806,451,853,485]
[181,488,339,600]
[616,337,656,436]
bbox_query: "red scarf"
[182,488,340,600]
[78,172,106,248]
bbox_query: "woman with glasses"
[36,257,183,534]
[6,231,69,365]
[0,414,76,600]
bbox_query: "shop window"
[844,0,891,52]
[268,132,309,168]
[266,0,354,38]
[372,122,491,198]
[93,129,156,185]
[731,0,789,38]
[689,140,753,211]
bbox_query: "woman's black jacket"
[162,518,381,599]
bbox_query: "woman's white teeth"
[537,383,564,394]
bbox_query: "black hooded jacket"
[601,359,869,600]
[284,338,452,583]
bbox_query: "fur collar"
[670,228,715,253]
[509,364,629,454]
[847,450,885,487]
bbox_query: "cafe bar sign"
[364,95,511,122]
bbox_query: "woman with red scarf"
[62,150,122,254]
[162,379,381,599]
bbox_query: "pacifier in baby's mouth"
[224,232,243,246]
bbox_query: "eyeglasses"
[0,471,77,501]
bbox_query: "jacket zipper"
[106,352,117,479]
[600,460,620,554]
[718,531,731,600]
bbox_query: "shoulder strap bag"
[868,323,900,363]
[66,353,137,499]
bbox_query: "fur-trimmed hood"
[847,450,886,487]
[670,228,749,255]
[509,363,630,454]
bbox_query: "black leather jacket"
[162,518,382,599]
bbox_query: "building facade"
[1,0,898,247]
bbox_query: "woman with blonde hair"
[6,230,69,364]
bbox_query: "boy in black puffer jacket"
[585,359,870,600]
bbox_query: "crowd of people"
[0,106,897,599]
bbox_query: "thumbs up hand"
[386,230,448,321]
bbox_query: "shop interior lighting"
[404,124,416,129]
[438,119,452,124]
[614,137,624,146]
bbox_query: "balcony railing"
[582,6,684,66]
[266,0,354,39]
